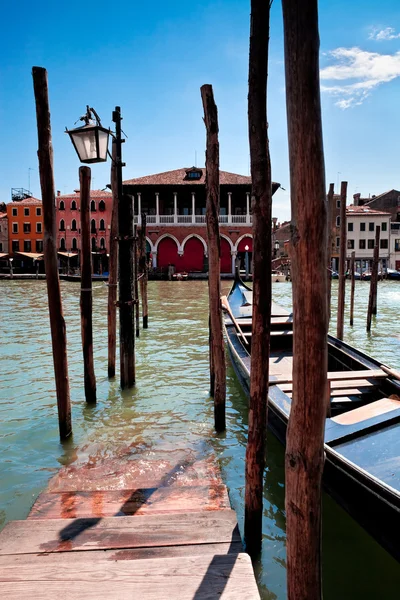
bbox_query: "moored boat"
[271,269,287,282]
[223,276,400,562]
[387,268,400,280]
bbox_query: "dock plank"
[0,553,260,599]
[0,510,240,555]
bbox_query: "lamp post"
[9,257,13,279]
[245,244,249,280]
[66,105,135,389]
[274,240,280,257]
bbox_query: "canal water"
[1,279,400,598]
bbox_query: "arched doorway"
[220,237,232,274]
[237,236,253,275]
[157,237,179,270]
[180,236,205,272]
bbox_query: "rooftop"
[8,196,42,206]
[346,205,391,216]
[57,189,112,198]
[123,167,253,187]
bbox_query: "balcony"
[133,214,252,226]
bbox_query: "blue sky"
[1,0,400,222]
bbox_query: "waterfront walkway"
[0,446,260,598]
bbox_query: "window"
[336,237,340,247]
[100,237,105,249]
[0,242,2,252]
[360,222,365,231]
[59,219,65,231]
[359,239,366,249]
[36,207,41,216]
[36,240,43,252]
[12,207,17,216]
[99,200,105,212]
[368,239,374,249]
[24,208,30,216]
[348,222,353,232]
[24,240,31,252]
[336,216,340,227]
[91,237,97,252]
[336,199,340,208]
[60,238,66,251]
[23,223,31,233]
[72,238,77,250]
[91,219,96,233]
[71,200,77,210]
[347,240,354,249]
[71,219,77,231]
[59,200,65,210]
[99,219,105,231]
[380,239,388,249]
[90,200,96,212]
[12,223,18,233]
[395,239,400,252]
[369,222,374,231]
[12,240,19,252]
[187,171,201,179]
[36,222,42,233]
[382,222,387,232]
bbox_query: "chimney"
[57,190,61,196]
[272,217,278,231]
[353,193,361,206]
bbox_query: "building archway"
[179,235,205,272]
[220,236,233,274]
[236,235,253,275]
[157,235,180,270]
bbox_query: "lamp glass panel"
[71,129,98,161]
[97,129,109,161]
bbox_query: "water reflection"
[0,279,399,597]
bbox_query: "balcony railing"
[177,215,193,224]
[132,214,252,226]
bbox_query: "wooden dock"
[0,447,260,599]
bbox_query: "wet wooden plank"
[28,485,230,520]
[0,510,240,555]
[0,553,259,599]
[279,379,378,393]
[332,397,400,425]
[327,369,387,381]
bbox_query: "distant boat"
[222,275,400,562]
[271,270,287,283]
[361,271,372,281]
[387,268,400,280]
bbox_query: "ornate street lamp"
[245,244,250,280]
[66,106,111,164]
[274,240,280,256]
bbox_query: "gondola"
[222,276,400,562]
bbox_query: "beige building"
[0,212,8,253]
[344,206,390,272]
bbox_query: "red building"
[123,167,279,276]
[56,189,113,255]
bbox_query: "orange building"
[7,197,44,255]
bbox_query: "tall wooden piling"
[108,139,118,378]
[327,183,335,319]
[79,166,97,403]
[139,213,149,328]
[134,224,140,338]
[337,181,347,340]
[282,1,328,597]
[244,0,272,557]
[367,225,380,332]
[32,66,72,439]
[113,106,135,388]
[200,83,226,433]
[350,250,356,326]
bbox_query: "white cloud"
[320,47,400,108]
[369,27,400,41]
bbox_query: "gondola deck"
[223,277,400,562]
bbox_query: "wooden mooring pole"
[282,1,328,597]
[113,106,135,388]
[350,250,356,326]
[134,224,140,338]
[337,181,347,340]
[367,225,380,332]
[79,166,97,403]
[108,138,118,378]
[32,66,72,439]
[139,213,149,329]
[200,83,226,432]
[327,183,334,319]
[244,0,272,557]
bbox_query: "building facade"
[353,190,400,223]
[55,189,113,254]
[122,167,279,275]
[0,212,8,253]
[345,206,391,271]
[6,197,43,255]
[390,222,400,270]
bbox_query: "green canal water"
[1,279,400,598]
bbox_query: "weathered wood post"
[367,225,380,332]
[244,0,272,556]
[200,83,226,432]
[79,166,97,403]
[327,183,334,319]
[32,66,72,439]
[139,213,149,328]
[350,250,356,326]
[134,223,140,338]
[113,106,135,388]
[108,138,118,378]
[337,181,347,340]
[282,1,328,597]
